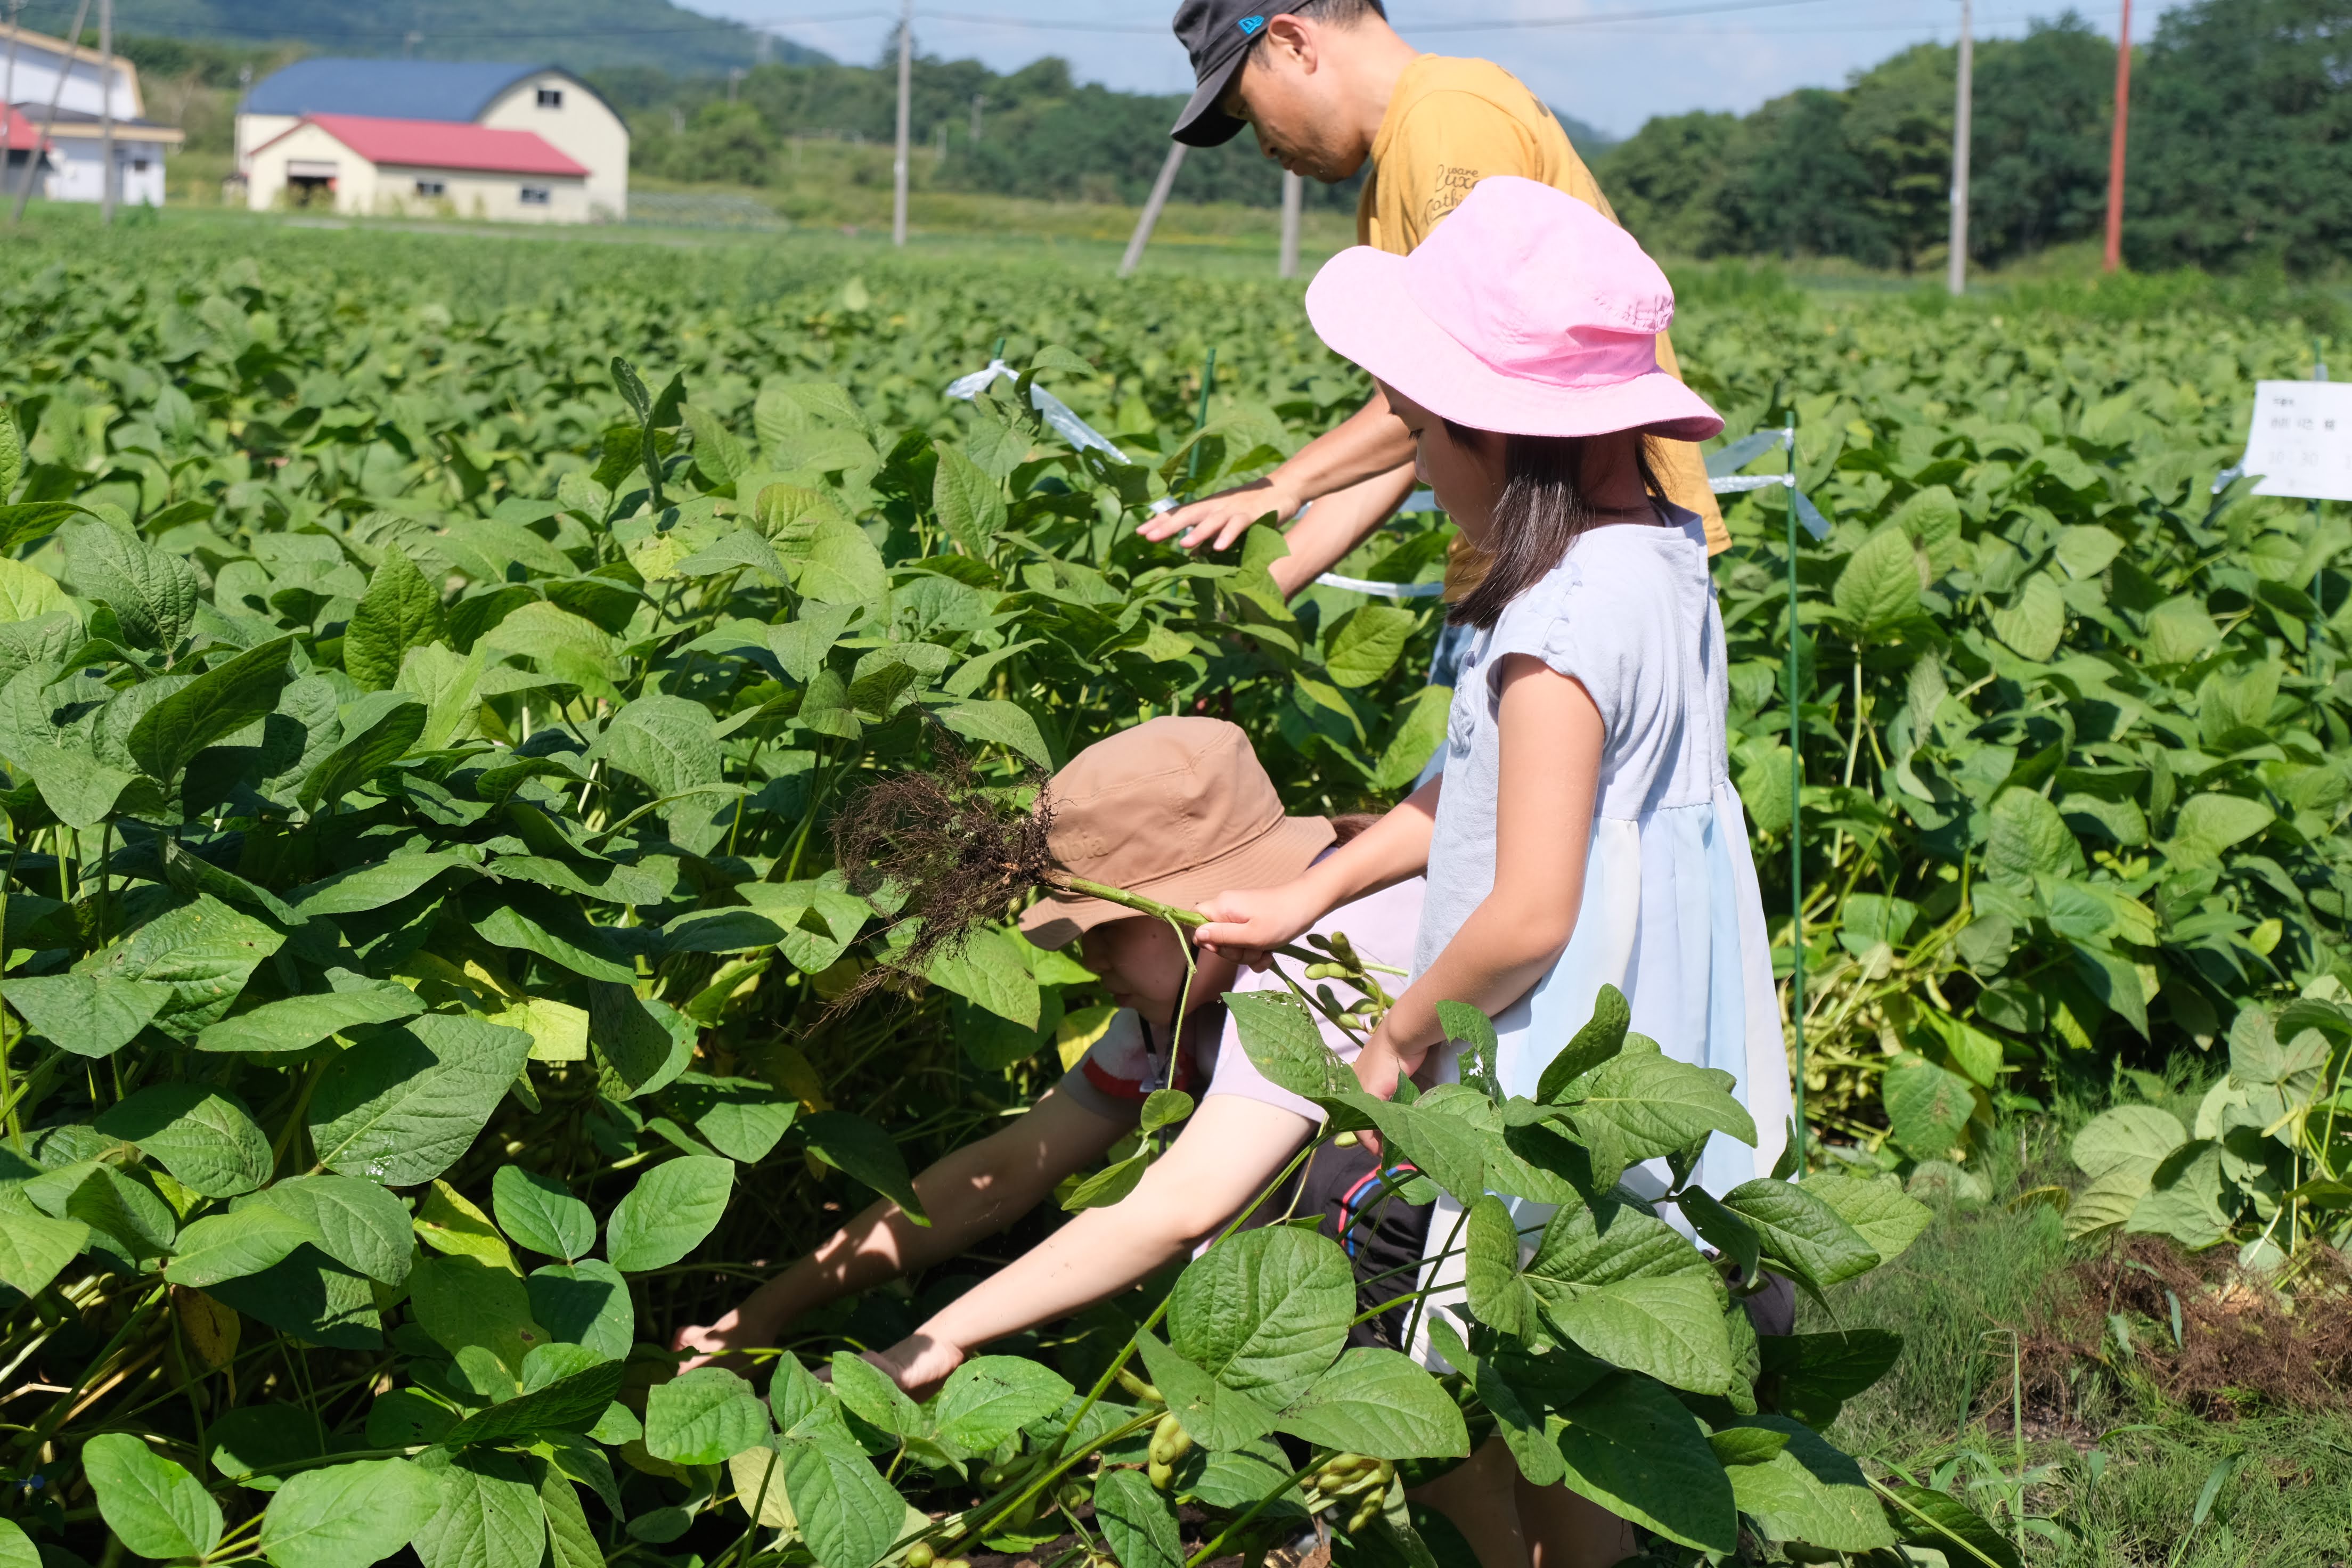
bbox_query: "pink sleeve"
[1204,877,1426,1117]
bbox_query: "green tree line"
[1596,0,2349,274]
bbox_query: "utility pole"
[1120,142,1186,277]
[2102,0,2133,272]
[1278,168,1302,279]
[12,0,91,225]
[97,0,113,223]
[969,92,982,144]
[728,67,744,102]
[891,0,911,247]
[2,0,25,207]
[1944,0,1971,296]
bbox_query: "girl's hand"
[1194,884,1327,969]
[672,1303,780,1375]
[865,1334,962,1401]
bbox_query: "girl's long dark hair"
[1442,428,1669,631]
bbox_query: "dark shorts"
[1237,1138,1433,1353]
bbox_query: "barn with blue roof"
[236,59,627,220]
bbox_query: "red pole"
[2103,0,2134,272]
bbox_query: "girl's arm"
[865,1095,1319,1395]
[1352,656,1602,1094]
[673,1085,1132,1370]
[1191,772,1442,968]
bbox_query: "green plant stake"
[1785,409,1807,1173]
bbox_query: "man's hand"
[1136,476,1302,552]
[1194,883,1330,970]
[864,1334,963,1401]
[672,1305,777,1375]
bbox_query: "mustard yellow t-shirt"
[1357,55,1729,564]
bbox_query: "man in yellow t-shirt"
[1140,0,1728,600]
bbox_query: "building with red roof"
[245,113,597,223]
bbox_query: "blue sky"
[702,0,2178,140]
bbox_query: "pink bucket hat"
[1304,176,1723,443]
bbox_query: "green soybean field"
[0,210,2344,1568]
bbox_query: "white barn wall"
[234,112,298,173]
[40,134,169,206]
[0,24,143,120]
[246,121,588,223]
[475,72,627,219]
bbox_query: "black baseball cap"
[1169,0,1275,147]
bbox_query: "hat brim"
[1018,814,1335,951]
[1170,46,1251,147]
[1305,247,1726,443]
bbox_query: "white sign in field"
[2243,380,2352,503]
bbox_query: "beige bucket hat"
[1018,716,1334,951]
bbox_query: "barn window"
[536,87,563,109]
[415,178,446,197]
[519,185,551,205]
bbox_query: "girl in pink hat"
[1198,175,1795,1567]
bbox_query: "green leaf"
[475,894,638,985]
[1721,1178,1880,1297]
[242,1173,415,1286]
[1132,1329,1278,1451]
[1167,1224,1353,1408]
[2169,793,2275,864]
[397,642,486,750]
[201,1249,383,1350]
[1567,1038,1755,1168]
[1983,787,2082,885]
[1544,1273,1734,1395]
[1552,1373,1737,1551]
[83,1433,224,1561]
[932,698,1052,767]
[527,1261,634,1360]
[606,1155,734,1271]
[126,634,297,781]
[2126,1139,2232,1250]
[540,1471,602,1568]
[2071,1105,2188,1180]
[61,519,199,650]
[299,692,428,808]
[599,693,721,797]
[1882,1053,1979,1158]
[3,973,173,1058]
[410,1252,545,1376]
[96,1082,273,1197]
[2144,595,2223,665]
[922,925,1041,1026]
[13,739,136,829]
[198,981,428,1055]
[262,1459,443,1568]
[929,1355,1074,1453]
[647,1366,773,1465]
[829,1349,925,1437]
[1326,605,1416,688]
[1756,1331,1903,1427]
[772,507,888,605]
[1802,1173,1932,1265]
[289,850,476,917]
[1879,1483,2025,1568]
[1463,1193,1537,1337]
[1719,1416,1896,1550]
[165,1206,319,1288]
[777,1425,907,1568]
[1989,571,2065,662]
[411,1451,545,1568]
[0,1520,35,1568]
[1225,989,1352,1101]
[799,1111,927,1222]
[932,442,1007,557]
[1831,524,1923,636]
[1539,983,1630,1101]
[74,893,286,1041]
[309,1012,535,1187]
[1092,1468,1185,1568]
[1371,683,1451,790]
[1274,1347,1468,1459]
[587,984,697,1097]
[494,1167,595,1262]
[0,1191,89,1296]
[345,548,449,691]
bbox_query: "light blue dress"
[1407,509,1792,1356]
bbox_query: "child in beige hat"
[674,717,1425,1382]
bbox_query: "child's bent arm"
[1355,657,1602,1089]
[673,1086,1131,1369]
[868,1096,1319,1393]
[1194,773,1440,965]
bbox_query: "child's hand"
[865,1334,962,1401]
[672,1303,779,1375]
[1194,884,1327,969]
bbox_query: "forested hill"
[14,0,822,77]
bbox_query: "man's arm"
[1138,392,1415,553]
[1267,462,1421,598]
[673,1085,1131,1370]
[865,1095,1320,1395]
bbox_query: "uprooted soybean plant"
[0,330,1999,1568]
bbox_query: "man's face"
[1226,35,1369,183]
